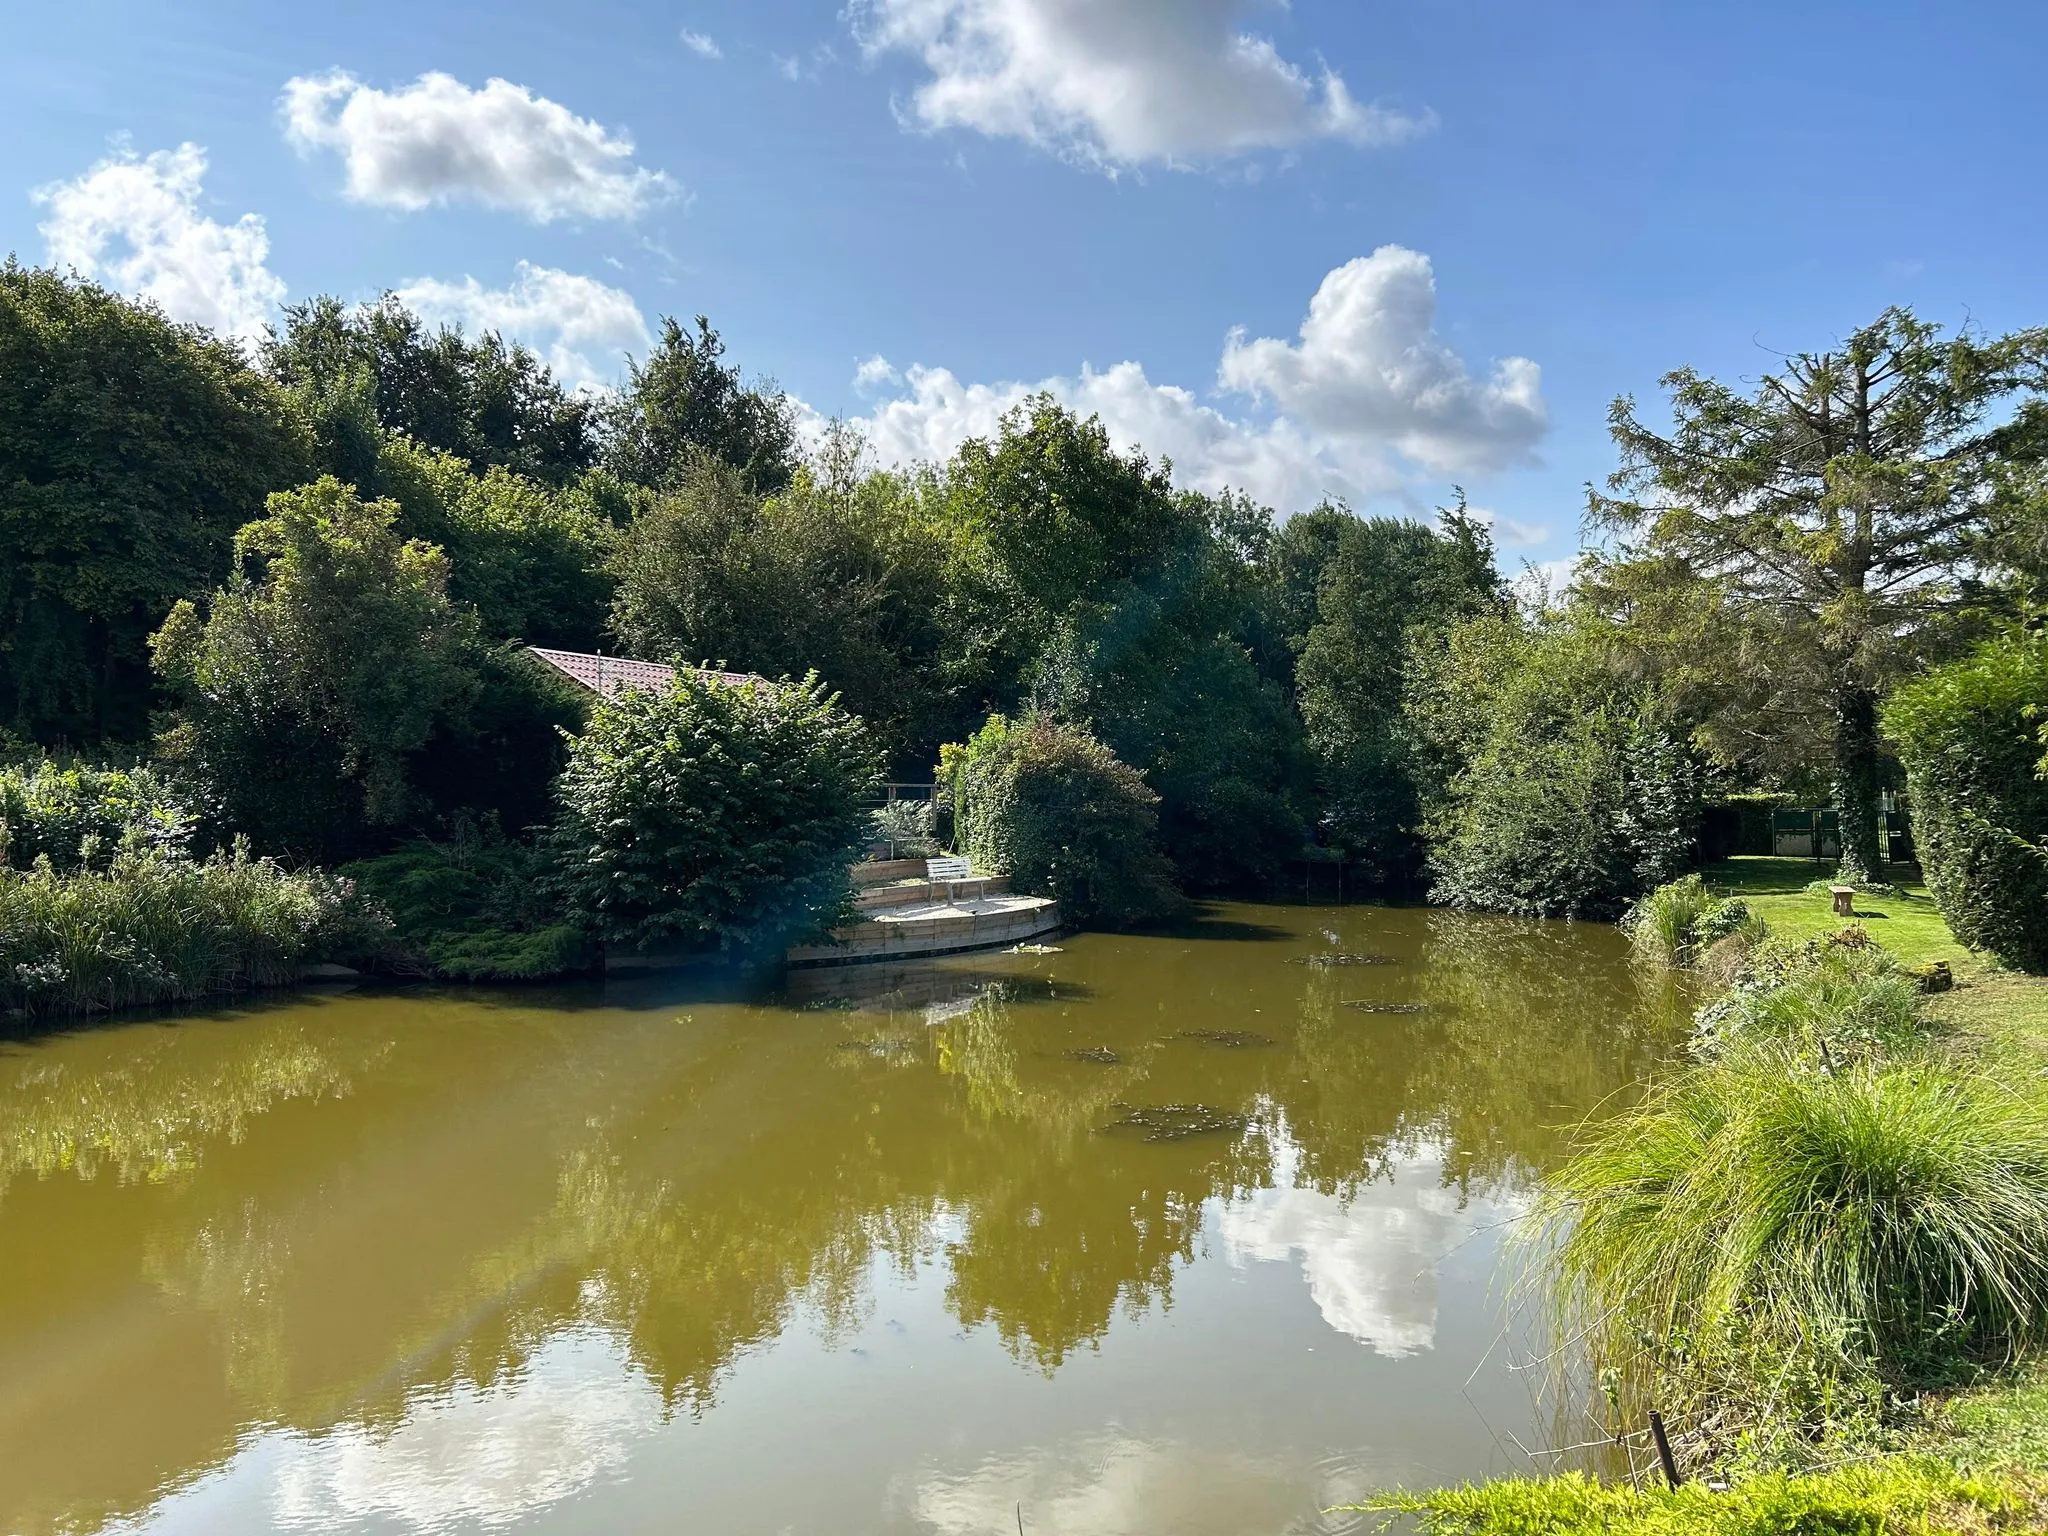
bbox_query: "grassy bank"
[1379,858,2048,1533]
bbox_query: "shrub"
[947,713,1184,928]
[1884,629,2048,972]
[342,823,594,982]
[868,799,940,859]
[549,669,880,954]
[1538,1050,2048,1460]
[0,847,388,1019]
[0,759,197,871]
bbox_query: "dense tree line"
[5,261,2046,966]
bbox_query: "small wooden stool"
[1830,885,1855,917]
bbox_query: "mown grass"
[1703,857,1970,971]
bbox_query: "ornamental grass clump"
[1624,875,1758,968]
[1538,1051,2048,1461]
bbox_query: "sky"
[4,0,2044,577]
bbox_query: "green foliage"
[607,450,956,770]
[409,644,590,837]
[342,824,594,981]
[1885,629,2048,972]
[947,713,1183,928]
[549,669,879,953]
[939,400,1310,887]
[150,478,480,860]
[1625,876,1756,968]
[1415,612,1704,919]
[601,315,797,494]
[1364,1460,2040,1536]
[1539,1046,2048,1462]
[1589,308,2048,881]
[365,436,613,649]
[264,293,599,487]
[0,758,196,871]
[1291,500,1504,883]
[0,263,309,745]
[0,847,388,1019]
[1694,930,1926,1063]
[1624,875,1718,964]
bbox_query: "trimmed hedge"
[945,714,1182,929]
[1885,630,2048,973]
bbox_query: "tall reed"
[0,847,387,1020]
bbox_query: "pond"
[0,902,1686,1535]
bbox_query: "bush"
[1884,629,2048,972]
[0,847,388,1019]
[549,668,879,954]
[342,823,594,982]
[946,713,1183,928]
[0,759,197,871]
[868,799,940,859]
[1538,1048,2048,1461]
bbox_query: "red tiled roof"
[527,648,761,700]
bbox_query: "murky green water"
[0,903,1684,1535]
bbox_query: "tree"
[601,316,798,494]
[264,294,599,487]
[368,436,614,649]
[1290,500,1504,884]
[1410,610,1702,919]
[1590,309,2048,880]
[606,451,955,772]
[936,398,1308,887]
[151,479,479,860]
[0,263,309,745]
[549,670,879,953]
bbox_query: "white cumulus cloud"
[824,247,1545,516]
[34,142,287,347]
[1219,246,1547,476]
[850,0,1431,168]
[280,70,673,222]
[394,261,651,391]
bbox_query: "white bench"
[925,855,990,905]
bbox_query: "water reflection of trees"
[0,911,1685,1532]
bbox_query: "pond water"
[0,902,1686,1536]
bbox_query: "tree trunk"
[1832,683,1885,883]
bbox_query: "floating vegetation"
[1289,952,1399,968]
[1061,1046,1122,1065]
[1011,943,1063,955]
[801,997,861,1012]
[1100,1103,1249,1143]
[1176,1029,1276,1048]
[1344,1001,1429,1015]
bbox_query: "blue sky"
[5,0,2042,575]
